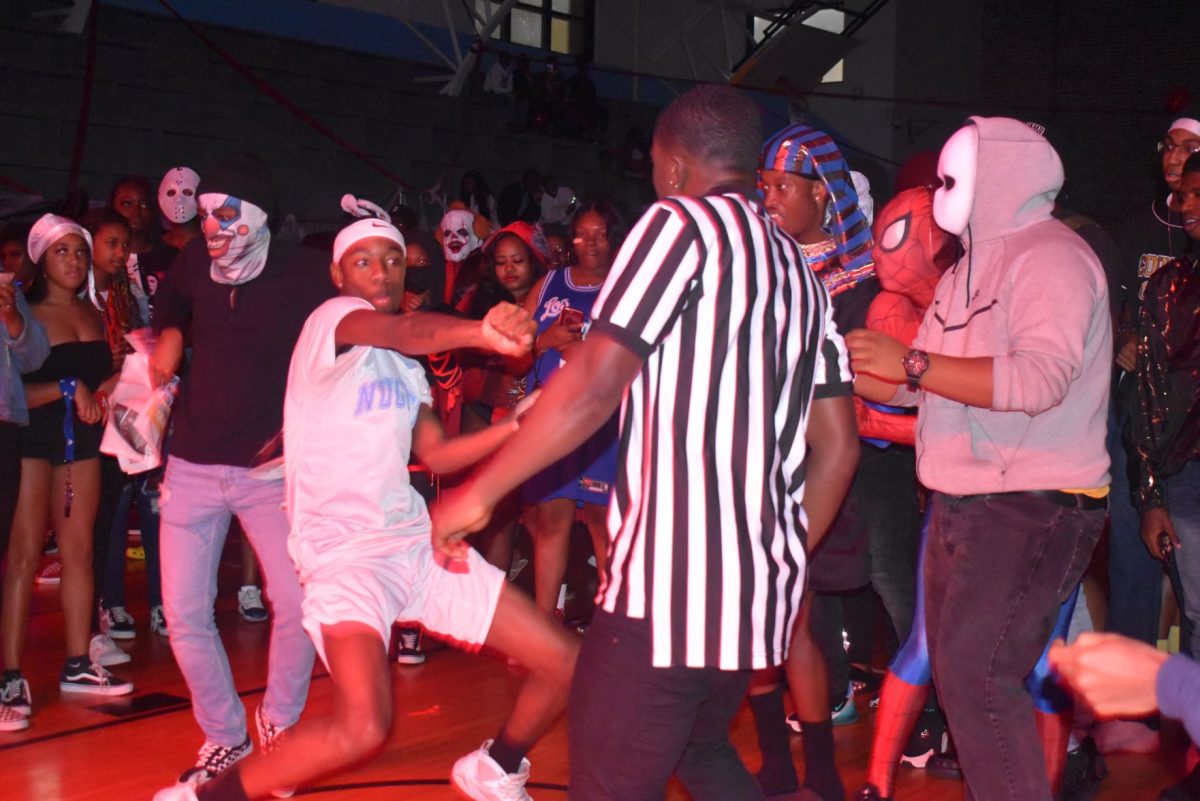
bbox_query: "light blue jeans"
[160,456,314,746]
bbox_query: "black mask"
[404,266,436,295]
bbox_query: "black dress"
[20,340,110,464]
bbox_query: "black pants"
[0,421,19,558]
[925,491,1103,801]
[568,610,763,801]
[91,454,128,629]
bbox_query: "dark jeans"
[925,491,1104,801]
[92,454,126,629]
[862,444,922,648]
[568,610,763,801]
[0,421,19,558]
[1165,460,1200,658]
[1105,399,1164,645]
[811,443,922,705]
[102,470,162,608]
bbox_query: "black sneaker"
[901,706,948,769]
[100,605,137,640]
[59,662,134,696]
[0,674,32,715]
[43,531,58,555]
[1060,736,1108,801]
[925,742,962,781]
[395,627,426,665]
[179,736,253,785]
[255,705,296,798]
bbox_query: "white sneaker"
[451,739,533,801]
[89,633,131,666]
[0,703,28,732]
[150,605,169,636]
[238,585,269,622]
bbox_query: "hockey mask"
[933,124,979,236]
[158,167,200,224]
[439,209,481,264]
[199,193,270,285]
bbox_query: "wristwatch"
[902,349,930,391]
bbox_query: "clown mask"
[158,167,201,224]
[439,209,481,264]
[198,193,271,285]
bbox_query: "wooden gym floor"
[0,539,1183,801]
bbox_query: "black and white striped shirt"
[589,189,850,671]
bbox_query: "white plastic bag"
[100,330,179,474]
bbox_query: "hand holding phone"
[558,307,585,328]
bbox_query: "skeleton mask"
[439,209,481,264]
[199,193,270,285]
[158,167,201,224]
[932,125,979,237]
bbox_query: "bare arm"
[432,331,641,556]
[25,381,65,410]
[845,328,994,409]
[801,394,860,550]
[853,373,904,404]
[334,303,534,358]
[411,404,519,475]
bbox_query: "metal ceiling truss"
[407,0,519,96]
[731,0,891,73]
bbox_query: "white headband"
[1168,118,1200,138]
[333,219,406,262]
[28,213,92,264]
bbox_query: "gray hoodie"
[897,116,1112,495]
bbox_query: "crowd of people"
[0,79,1198,801]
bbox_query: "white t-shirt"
[284,296,433,558]
[540,185,576,225]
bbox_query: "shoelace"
[1,678,27,703]
[69,664,112,684]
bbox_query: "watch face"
[903,349,929,377]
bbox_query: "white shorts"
[291,530,505,670]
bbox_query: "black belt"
[952,489,1108,511]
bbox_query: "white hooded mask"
[158,167,201,225]
[933,125,979,237]
[440,208,481,264]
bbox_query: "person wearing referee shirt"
[847,117,1111,801]
[433,84,860,801]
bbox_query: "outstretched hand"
[430,484,495,560]
[1048,632,1168,718]
[481,303,536,357]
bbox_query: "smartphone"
[558,307,585,327]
